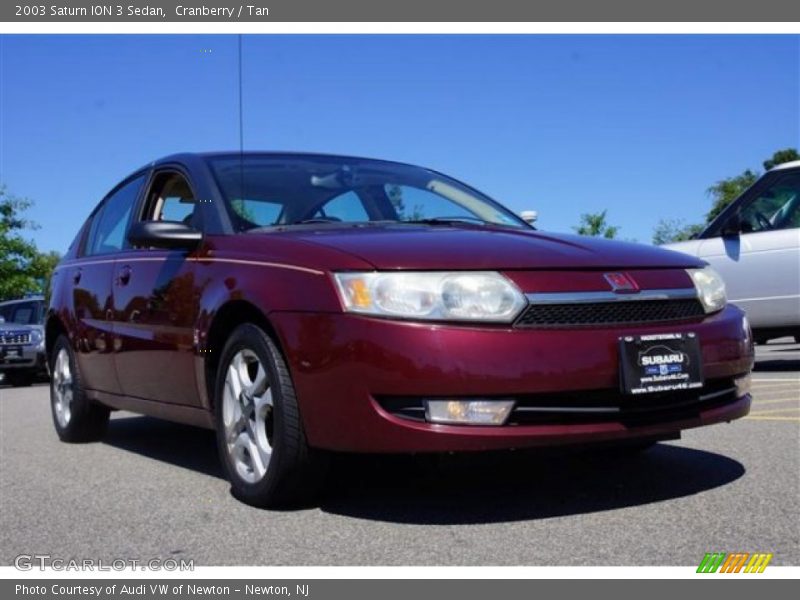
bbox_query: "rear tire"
[214,323,326,508]
[49,335,109,442]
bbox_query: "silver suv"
[0,296,47,386]
[666,162,800,344]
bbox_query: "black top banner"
[4,0,800,22]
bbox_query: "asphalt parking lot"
[1,341,798,567]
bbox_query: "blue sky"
[1,34,798,252]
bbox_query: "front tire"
[214,324,325,508]
[50,335,109,442]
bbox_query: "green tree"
[652,218,705,245]
[386,184,424,221]
[574,210,619,239]
[762,148,800,170]
[0,186,58,301]
[31,249,62,303]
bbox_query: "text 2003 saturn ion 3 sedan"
[46,153,754,507]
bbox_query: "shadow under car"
[102,415,745,524]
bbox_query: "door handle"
[72,269,82,285]
[118,265,132,286]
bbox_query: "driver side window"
[739,172,800,233]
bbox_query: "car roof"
[0,296,44,306]
[148,151,428,172]
[770,159,800,171]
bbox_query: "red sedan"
[46,153,753,507]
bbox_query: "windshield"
[207,155,527,231]
[0,300,43,326]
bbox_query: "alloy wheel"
[52,348,73,428]
[222,348,274,484]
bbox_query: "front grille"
[514,298,705,328]
[0,332,30,345]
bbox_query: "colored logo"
[697,552,773,573]
[603,272,639,293]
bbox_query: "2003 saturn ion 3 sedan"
[46,153,754,507]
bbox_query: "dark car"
[46,153,754,507]
[0,296,47,386]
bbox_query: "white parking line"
[751,398,800,406]
[748,407,800,416]
[752,386,800,392]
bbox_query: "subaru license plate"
[619,333,703,395]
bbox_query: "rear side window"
[85,175,145,256]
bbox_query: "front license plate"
[619,333,703,395]
[0,346,22,360]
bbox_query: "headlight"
[333,271,527,322]
[29,330,43,344]
[687,267,727,314]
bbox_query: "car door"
[72,174,146,394]
[694,169,800,330]
[111,169,203,406]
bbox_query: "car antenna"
[237,34,245,220]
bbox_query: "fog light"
[424,399,514,426]
[734,373,752,397]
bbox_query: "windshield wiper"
[402,216,489,226]
[292,218,344,225]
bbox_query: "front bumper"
[271,304,754,452]
[0,344,47,373]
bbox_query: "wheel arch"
[203,299,284,410]
[45,310,68,363]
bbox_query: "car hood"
[271,225,706,270]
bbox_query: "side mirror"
[720,213,742,238]
[128,220,202,250]
[520,210,538,225]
